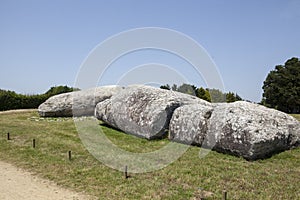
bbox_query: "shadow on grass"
[98,122,169,140]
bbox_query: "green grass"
[291,114,300,121]
[0,111,300,199]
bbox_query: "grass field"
[0,110,299,199]
[291,114,300,121]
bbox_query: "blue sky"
[0,0,299,102]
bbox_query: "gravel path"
[0,161,92,200]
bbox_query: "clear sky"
[1,0,299,102]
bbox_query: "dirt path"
[0,161,92,200]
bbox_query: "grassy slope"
[0,111,299,200]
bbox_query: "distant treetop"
[160,83,243,103]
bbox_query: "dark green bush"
[0,86,77,111]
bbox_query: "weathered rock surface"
[95,85,211,139]
[169,104,213,145]
[210,101,300,160]
[170,101,300,160]
[38,86,123,117]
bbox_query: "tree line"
[160,83,242,103]
[0,86,77,111]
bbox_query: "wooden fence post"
[68,151,72,161]
[124,165,128,179]
[223,190,227,200]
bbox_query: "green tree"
[159,83,242,103]
[45,85,77,97]
[235,93,242,101]
[262,57,300,113]
[225,92,242,103]
[209,89,226,103]
[171,84,178,91]
[177,83,196,96]
[226,92,236,103]
[196,87,211,102]
[160,84,171,90]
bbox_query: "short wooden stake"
[124,165,128,179]
[32,139,36,148]
[223,190,227,200]
[7,132,10,140]
[68,151,72,161]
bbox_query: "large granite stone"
[95,85,211,139]
[38,86,123,117]
[209,101,300,160]
[169,104,213,146]
[170,101,300,160]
